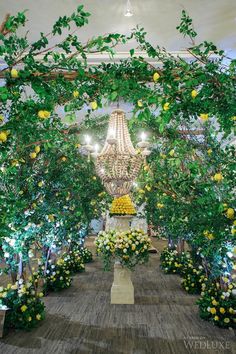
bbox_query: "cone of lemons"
[110,194,136,216]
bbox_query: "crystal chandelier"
[85,109,151,197]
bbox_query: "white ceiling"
[0,0,236,56]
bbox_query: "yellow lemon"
[11,68,19,78]
[38,181,43,187]
[226,208,234,219]
[153,72,160,82]
[137,100,143,108]
[163,102,170,111]
[30,152,37,159]
[35,145,40,153]
[191,89,198,98]
[213,173,223,182]
[200,113,209,122]
[90,101,98,110]
[0,131,8,142]
[73,90,79,98]
[43,110,50,118]
[207,149,212,155]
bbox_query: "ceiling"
[0,0,236,56]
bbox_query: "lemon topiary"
[110,194,136,216]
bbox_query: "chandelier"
[84,109,151,197]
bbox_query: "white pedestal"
[106,215,135,304]
[111,262,134,304]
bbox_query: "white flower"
[123,248,127,253]
[18,278,24,285]
[106,246,110,250]
[4,252,10,258]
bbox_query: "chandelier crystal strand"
[95,109,143,197]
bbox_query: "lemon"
[191,89,198,98]
[226,208,234,219]
[213,173,223,182]
[90,101,98,110]
[35,146,40,153]
[200,113,209,121]
[163,102,170,111]
[11,68,19,78]
[73,90,79,98]
[0,131,7,142]
[30,152,37,159]
[153,72,160,82]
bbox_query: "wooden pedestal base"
[0,309,8,338]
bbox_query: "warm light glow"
[124,0,133,17]
[141,132,146,142]
[84,134,91,144]
[108,128,115,138]
[94,144,99,153]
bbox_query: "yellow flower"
[92,176,97,180]
[214,316,219,321]
[35,146,40,153]
[191,89,198,98]
[169,149,175,157]
[11,68,19,78]
[210,308,216,314]
[207,149,212,155]
[73,90,79,98]
[38,181,44,187]
[163,102,170,111]
[213,173,223,182]
[145,185,151,191]
[61,156,67,162]
[219,307,225,314]
[200,113,209,122]
[29,152,37,159]
[28,316,32,322]
[21,305,27,312]
[212,299,218,306]
[153,72,160,82]
[231,116,236,121]
[0,131,8,143]
[90,101,98,110]
[224,318,230,323]
[36,314,41,320]
[226,208,234,219]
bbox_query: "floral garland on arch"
[95,229,151,270]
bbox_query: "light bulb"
[84,134,91,144]
[124,0,133,17]
[108,128,115,138]
[94,144,99,153]
[141,132,146,141]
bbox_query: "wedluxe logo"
[184,336,231,350]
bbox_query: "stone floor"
[0,237,235,354]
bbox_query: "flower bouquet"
[95,229,151,270]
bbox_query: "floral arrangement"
[160,248,191,275]
[110,195,136,216]
[77,247,93,263]
[62,250,85,274]
[197,278,236,328]
[95,229,151,270]
[0,280,45,330]
[181,265,206,294]
[42,259,72,292]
